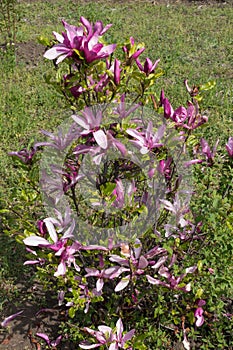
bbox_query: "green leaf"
[199,80,216,91]
[37,35,51,46]
[73,49,84,60]
[0,209,10,213]
[100,182,116,196]
[197,260,203,272]
[68,307,76,318]
[196,288,204,299]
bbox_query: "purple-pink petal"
[79,341,102,349]
[96,278,104,292]
[80,16,92,35]
[131,47,145,60]
[116,318,123,338]
[138,256,148,269]
[163,98,174,119]
[99,23,113,36]
[194,307,204,327]
[23,236,50,247]
[85,268,100,277]
[184,159,203,167]
[36,333,50,345]
[93,130,108,149]
[23,260,41,265]
[115,275,130,292]
[44,46,62,60]
[136,58,144,71]
[114,58,121,85]
[54,261,66,277]
[1,310,24,327]
[122,329,135,344]
[51,335,63,347]
[226,137,233,157]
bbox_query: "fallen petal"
[1,310,24,327]
[36,333,50,345]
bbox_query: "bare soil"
[0,281,76,350]
[15,41,45,67]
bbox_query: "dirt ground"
[0,280,77,350]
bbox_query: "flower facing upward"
[136,57,160,75]
[79,318,135,349]
[44,17,116,64]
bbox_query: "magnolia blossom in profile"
[194,299,206,327]
[136,57,160,75]
[200,138,219,166]
[123,36,145,61]
[79,318,135,349]
[114,94,141,120]
[160,90,208,129]
[226,137,233,158]
[8,146,37,164]
[23,212,81,277]
[108,239,168,292]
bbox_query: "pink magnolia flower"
[83,34,116,64]
[200,138,219,166]
[82,129,127,165]
[109,240,167,292]
[160,193,190,228]
[146,264,196,293]
[84,266,119,292]
[72,107,103,135]
[160,91,208,129]
[126,121,165,154]
[79,318,135,349]
[226,137,233,158]
[80,16,113,38]
[54,241,81,277]
[194,299,206,327]
[123,37,145,61]
[23,211,81,276]
[113,94,141,120]
[136,57,160,75]
[44,20,84,63]
[44,17,116,64]
[147,253,196,293]
[8,146,37,164]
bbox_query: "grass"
[0,0,232,348]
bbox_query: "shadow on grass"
[0,226,76,349]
